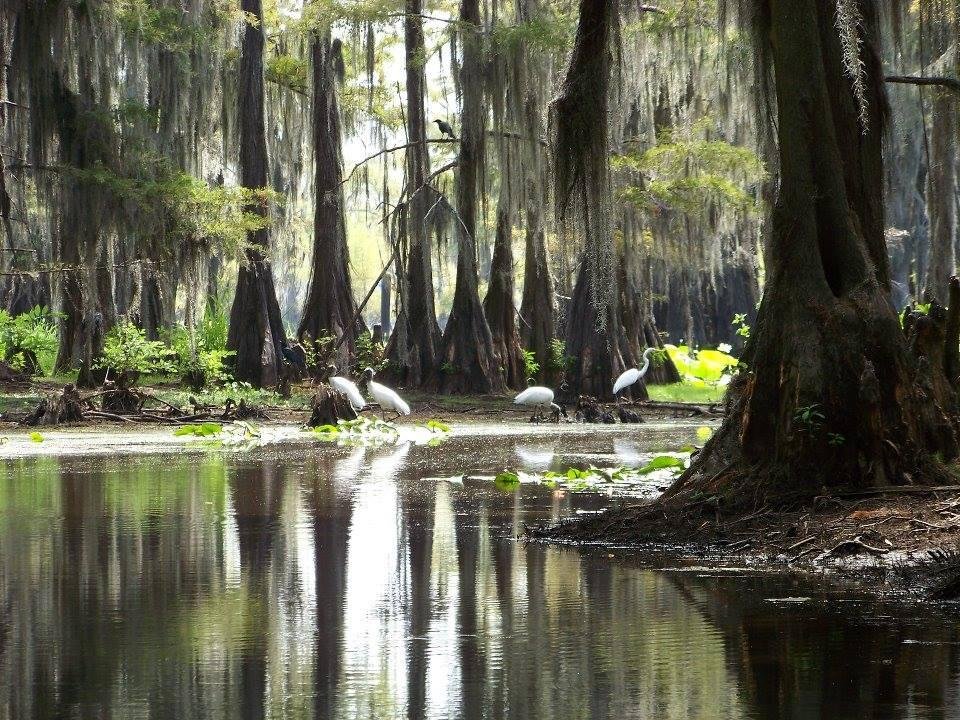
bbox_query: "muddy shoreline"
[528,488,960,601]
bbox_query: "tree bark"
[674,0,959,503]
[484,197,526,388]
[0,10,11,246]
[436,0,505,394]
[385,0,441,386]
[552,0,627,400]
[516,0,555,380]
[298,33,361,367]
[923,87,958,303]
[226,0,287,388]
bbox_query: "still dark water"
[2,425,960,720]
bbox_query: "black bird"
[434,119,456,140]
[280,340,308,376]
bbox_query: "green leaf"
[311,424,340,435]
[494,471,521,491]
[425,419,450,433]
[29,432,43,443]
[638,455,686,474]
[174,422,222,437]
[696,426,713,441]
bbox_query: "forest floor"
[0,376,723,428]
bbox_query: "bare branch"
[885,75,960,98]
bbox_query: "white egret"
[514,384,561,423]
[363,367,411,419]
[613,347,658,397]
[326,365,367,411]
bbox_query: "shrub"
[0,306,60,376]
[352,331,387,374]
[546,339,574,373]
[522,349,540,380]
[98,320,174,378]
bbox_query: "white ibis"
[363,367,411,419]
[514,384,561,423]
[326,365,367,411]
[613,347,658,397]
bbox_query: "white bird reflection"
[514,445,556,472]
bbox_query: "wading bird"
[613,347,658,398]
[434,118,456,140]
[514,383,562,423]
[363,367,411,419]
[326,365,367,411]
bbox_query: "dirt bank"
[529,487,960,599]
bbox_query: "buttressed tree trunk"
[552,0,629,400]
[674,0,960,503]
[298,33,360,367]
[437,0,505,394]
[923,88,957,303]
[516,0,554,379]
[484,194,526,388]
[385,0,441,386]
[227,0,287,388]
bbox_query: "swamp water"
[1,422,960,719]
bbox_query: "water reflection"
[2,431,960,719]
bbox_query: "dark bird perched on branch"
[281,340,308,376]
[433,118,456,139]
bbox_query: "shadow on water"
[2,428,960,719]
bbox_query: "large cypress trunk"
[436,0,505,394]
[226,0,287,388]
[552,0,631,400]
[298,33,360,366]
[484,198,526,388]
[516,0,555,380]
[0,11,10,246]
[518,202,554,376]
[385,0,441,386]
[674,0,959,502]
[923,88,957,302]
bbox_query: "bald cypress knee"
[226,0,287,388]
[298,33,361,367]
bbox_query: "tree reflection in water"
[1,434,959,719]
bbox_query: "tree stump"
[23,385,85,426]
[308,384,358,427]
[102,372,142,414]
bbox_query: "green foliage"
[664,344,738,383]
[424,419,450,433]
[647,382,726,404]
[522,349,540,381]
[732,313,751,338]
[494,471,521,492]
[29,432,44,443]
[637,455,686,474]
[174,422,223,437]
[166,304,234,388]
[490,15,572,53]
[793,404,826,434]
[614,121,765,217]
[546,339,574,373]
[266,55,308,94]
[353,331,387,375]
[0,306,60,376]
[440,361,458,376]
[98,320,174,377]
[62,163,279,259]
